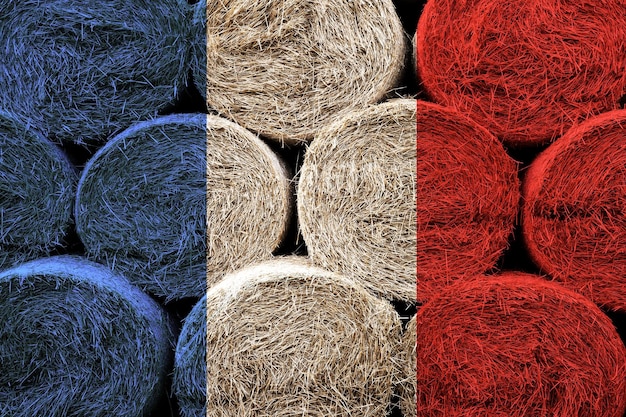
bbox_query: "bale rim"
[193,0,406,143]
[522,109,626,311]
[175,257,402,417]
[0,255,174,417]
[0,110,76,268]
[76,113,291,300]
[399,314,416,417]
[298,99,417,302]
[417,0,626,146]
[416,100,519,303]
[417,272,626,417]
[0,0,190,144]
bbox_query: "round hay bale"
[0,255,174,417]
[416,100,519,303]
[522,109,626,310]
[175,257,401,417]
[76,114,290,300]
[193,0,406,143]
[0,110,76,267]
[417,0,626,146]
[0,0,190,144]
[173,295,207,417]
[298,99,416,302]
[399,314,416,417]
[417,272,626,417]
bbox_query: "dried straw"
[417,0,626,146]
[76,114,290,300]
[399,314,416,417]
[0,255,175,417]
[181,257,401,417]
[173,295,207,417]
[0,110,76,267]
[523,109,626,311]
[417,272,626,417]
[298,99,416,302]
[193,0,406,143]
[417,100,519,303]
[0,1,190,144]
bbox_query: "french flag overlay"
[0,2,418,417]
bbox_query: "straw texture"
[400,315,416,417]
[173,295,206,417]
[0,0,189,143]
[417,272,626,417]
[0,111,76,267]
[523,109,626,311]
[417,0,626,145]
[76,114,290,300]
[198,257,401,417]
[298,99,416,302]
[417,100,519,303]
[194,0,406,143]
[0,256,174,417]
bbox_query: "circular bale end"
[175,257,401,417]
[400,314,416,417]
[0,0,190,143]
[523,109,626,310]
[76,114,291,300]
[0,111,76,267]
[416,101,519,303]
[0,256,174,417]
[416,272,626,417]
[173,295,207,417]
[298,99,416,302]
[194,0,406,143]
[417,0,626,145]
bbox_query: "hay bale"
[193,0,406,143]
[399,315,416,417]
[174,257,401,417]
[416,100,519,303]
[417,0,626,146]
[298,99,416,302]
[76,114,290,300]
[0,255,174,417]
[173,295,207,417]
[522,109,626,310]
[0,110,76,267]
[0,0,190,144]
[417,272,626,417]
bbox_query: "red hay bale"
[417,0,626,146]
[523,110,626,310]
[417,100,519,303]
[417,272,626,417]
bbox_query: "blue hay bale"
[0,0,191,144]
[0,110,76,267]
[173,295,207,417]
[0,255,175,417]
[75,114,290,300]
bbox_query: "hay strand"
[417,100,519,303]
[0,0,190,143]
[399,314,416,417]
[522,109,626,310]
[76,114,290,300]
[175,257,402,417]
[0,110,76,267]
[193,0,406,143]
[417,0,626,145]
[416,272,626,417]
[0,255,174,417]
[298,99,416,302]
